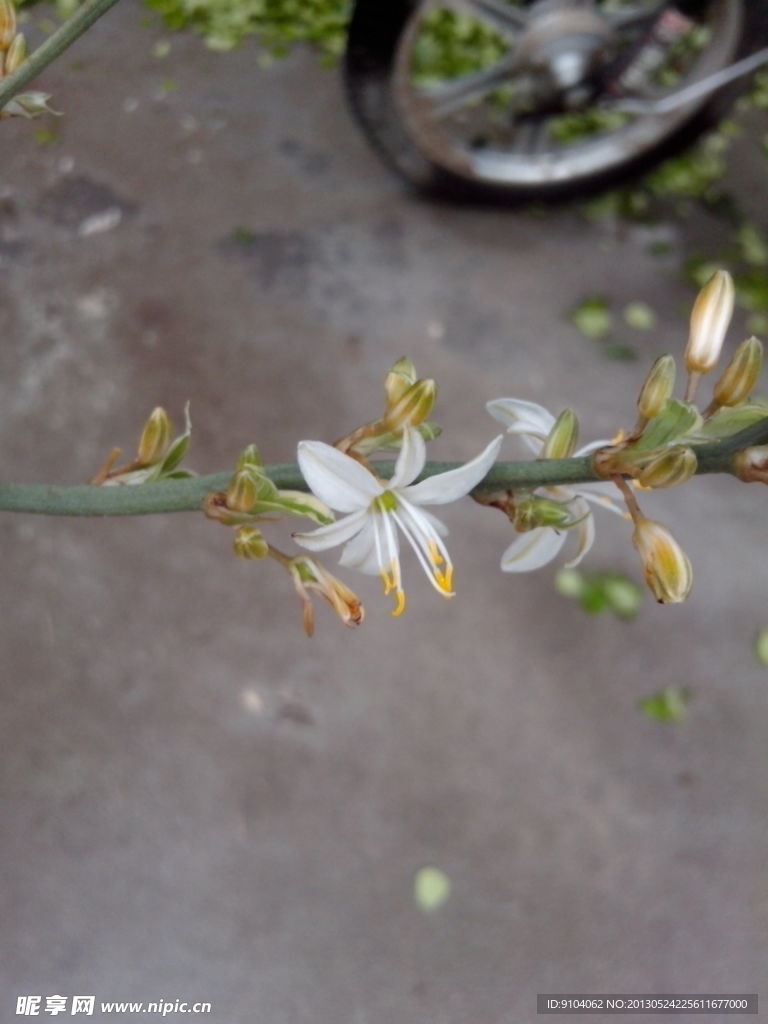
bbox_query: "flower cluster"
[93,271,768,632]
[91,405,195,486]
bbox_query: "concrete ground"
[1,3,766,1022]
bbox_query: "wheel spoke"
[508,117,550,156]
[603,2,666,32]
[421,60,517,118]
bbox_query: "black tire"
[344,0,768,203]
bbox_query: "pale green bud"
[4,32,25,74]
[541,409,579,460]
[636,446,697,490]
[632,518,693,604]
[384,357,417,407]
[225,468,274,512]
[383,378,437,433]
[235,444,264,471]
[514,495,580,532]
[637,355,676,422]
[685,270,734,375]
[137,407,172,466]
[233,526,268,560]
[226,469,260,513]
[712,336,764,407]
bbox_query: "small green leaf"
[570,297,612,340]
[554,568,585,599]
[600,575,644,619]
[269,490,334,525]
[754,628,768,667]
[638,686,690,723]
[736,223,768,267]
[232,226,256,245]
[413,867,451,913]
[690,403,768,441]
[602,342,637,362]
[159,434,189,475]
[623,302,657,331]
[556,570,643,620]
[633,399,701,451]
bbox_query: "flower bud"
[4,32,25,74]
[541,408,579,460]
[0,0,17,52]
[226,469,260,513]
[685,269,734,376]
[137,407,172,466]
[514,495,577,532]
[637,354,676,422]
[233,525,268,560]
[236,444,264,471]
[636,446,697,490]
[383,378,437,433]
[384,357,417,407]
[712,336,764,408]
[632,517,693,604]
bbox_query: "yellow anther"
[392,589,407,617]
[433,564,454,595]
[428,540,445,567]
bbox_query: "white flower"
[486,398,623,572]
[293,428,503,615]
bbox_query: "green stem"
[2,418,767,517]
[0,0,123,110]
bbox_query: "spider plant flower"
[486,397,624,572]
[293,427,503,616]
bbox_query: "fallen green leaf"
[754,628,768,667]
[623,302,657,331]
[413,866,451,912]
[638,686,690,723]
[570,297,612,341]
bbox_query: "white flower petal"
[293,508,369,552]
[338,518,381,575]
[403,434,503,506]
[486,398,554,452]
[576,483,625,517]
[298,441,381,513]
[575,438,613,457]
[415,506,449,538]
[562,499,595,568]
[500,528,566,572]
[389,427,426,488]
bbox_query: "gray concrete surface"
[1,3,766,1022]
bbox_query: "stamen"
[392,588,407,617]
[428,540,445,567]
[380,567,395,595]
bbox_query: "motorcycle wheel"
[345,0,768,202]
